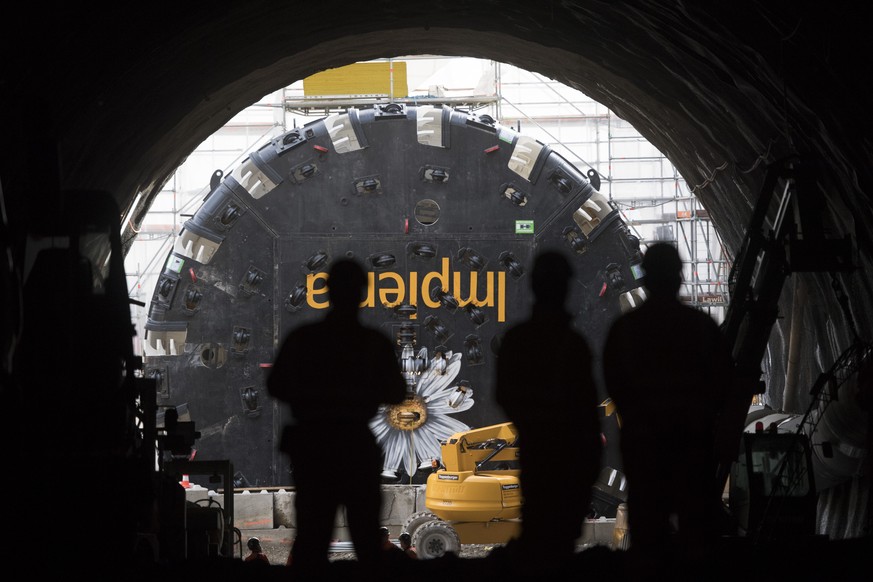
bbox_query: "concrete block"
[239,526,295,547]
[273,489,295,528]
[206,489,274,530]
[578,517,615,547]
[183,485,210,506]
[380,485,419,529]
[410,484,427,514]
[250,484,431,542]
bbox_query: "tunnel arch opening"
[127,35,864,528]
[130,54,735,489]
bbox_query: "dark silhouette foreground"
[267,259,406,579]
[603,242,733,578]
[143,533,869,582]
[495,251,602,568]
[138,255,869,581]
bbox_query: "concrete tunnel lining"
[1,0,871,548]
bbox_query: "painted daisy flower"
[370,347,475,479]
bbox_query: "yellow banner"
[304,62,408,97]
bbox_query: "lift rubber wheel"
[402,511,439,538]
[412,520,461,559]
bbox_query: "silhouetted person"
[602,243,732,577]
[244,537,270,564]
[398,532,417,559]
[379,526,415,572]
[496,251,602,568]
[268,259,406,579]
[379,527,394,550]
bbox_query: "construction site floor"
[117,534,869,581]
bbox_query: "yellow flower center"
[385,395,428,431]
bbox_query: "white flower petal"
[370,415,391,442]
[401,436,421,476]
[425,385,475,413]
[414,425,444,461]
[382,430,407,471]
[419,358,461,398]
[427,394,475,415]
[416,368,438,395]
[426,414,472,438]
[423,386,455,402]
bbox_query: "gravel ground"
[255,540,498,566]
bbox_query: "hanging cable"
[687,136,779,194]
[831,272,862,342]
[738,139,778,174]
[688,161,729,194]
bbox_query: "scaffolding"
[485,62,729,319]
[125,57,729,344]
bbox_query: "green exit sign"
[515,220,534,234]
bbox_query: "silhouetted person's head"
[531,251,573,309]
[327,259,367,313]
[379,526,392,547]
[641,243,682,299]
